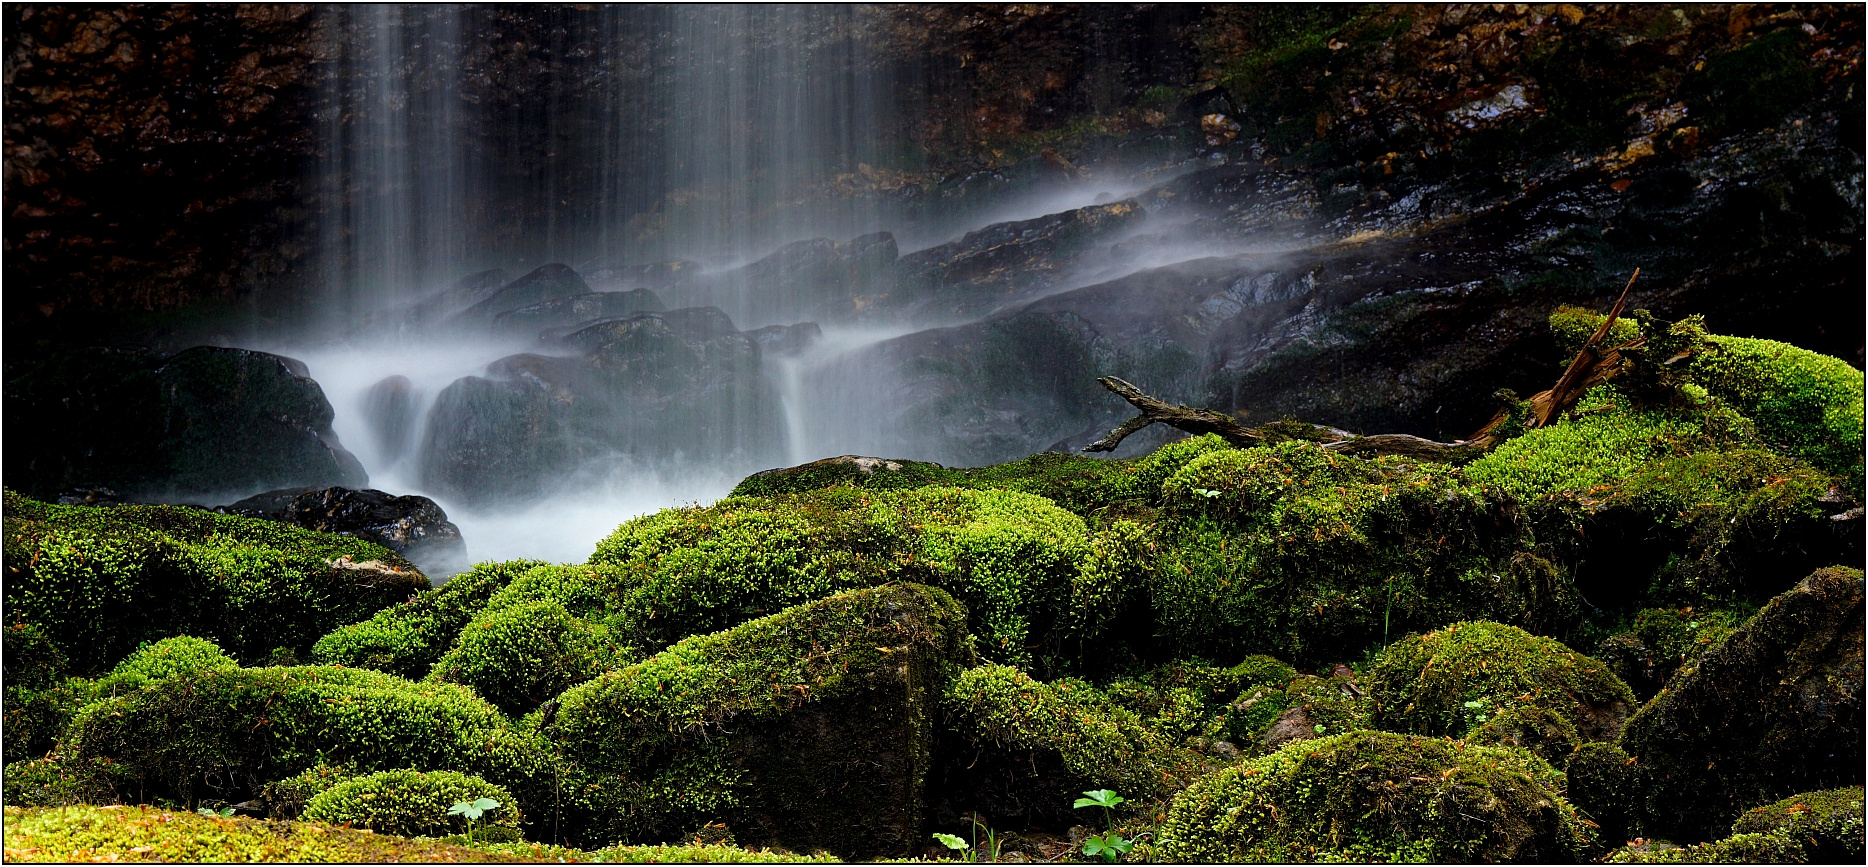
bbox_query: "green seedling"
[196,806,234,817]
[447,797,501,843]
[932,832,971,860]
[1074,790,1131,862]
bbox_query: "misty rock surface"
[4,346,367,503]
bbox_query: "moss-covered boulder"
[1729,786,1865,863]
[1594,607,1746,701]
[92,636,239,694]
[56,665,554,816]
[300,769,519,838]
[1366,621,1636,755]
[0,756,128,808]
[2,677,101,766]
[2,492,427,672]
[1618,566,1865,843]
[935,663,1201,829]
[310,560,540,680]
[1150,441,1573,665]
[1566,742,1641,849]
[1247,672,1374,753]
[1155,731,1593,862]
[1603,832,1810,863]
[427,592,634,716]
[586,485,1086,667]
[550,583,973,857]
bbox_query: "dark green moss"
[311,560,541,680]
[1366,621,1637,748]
[939,663,1195,825]
[1686,27,1820,134]
[57,665,554,817]
[1566,742,1642,849]
[3,677,101,766]
[1618,567,1865,843]
[1155,731,1593,862]
[0,756,129,808]
[1595,607,1746,701]
[2,622,67,692]
[550,583,973,857]
[1151,441,1572,664]
[258,762,360,820]
[1729,786,1865,863]
[2,491,426,672]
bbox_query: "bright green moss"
[258,762,359,820]
[1685,334,1865,479]
[1729,787,1865,863]
[1464,385,1709,503]
[0,804,537,863]
[725,434,1237,519]
[1155,730,1594,862]
[427,597,632,716]
[311,560,542,680]
[585,843,841,863]
[1465,702,1582,766]
[551,584,972,854]
[57,665,554,818]
[92,637,238,694]
[2,491,426,673]
[587,486,1085,667]
[301,769,518,838]
[1151,441,1567,664]
[1366,621,1636,746]
[1550,304,1642,353]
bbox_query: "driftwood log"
[1084,271,1643,459]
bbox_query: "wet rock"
[1259,704,1323,751]
[456,264,592,322]
[730,454,951,498]
[220,485,469,578]
[406,268,511,323]
[420,370,578,505]
[490,288,665,337]
[1619,566,1866,843]
[4,345,367,503]
[362,375,419,464]
[675,233,902,327]
[746,321,822,357]
[421,306,783,504]
[887,200,1147,322]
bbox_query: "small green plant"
[446,797,501,843]
[933,831,971,860]
[1074,790,1132,862]
[196,806,234,817]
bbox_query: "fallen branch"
[1084,270,1646,459]
[1083,377,1263,452]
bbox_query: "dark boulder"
[456,264,592,322]
[490,288,666,337]
[420,306,784,504]
[1618,566,1865,843]
[671,233,903,328]
[420,368,578,505]
[404,268,510,323]
[361,375,419,464]
[221,486,469,578]
[4,345,366,503]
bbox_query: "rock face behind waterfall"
[421,305,783,504]
[4,345,367,503]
